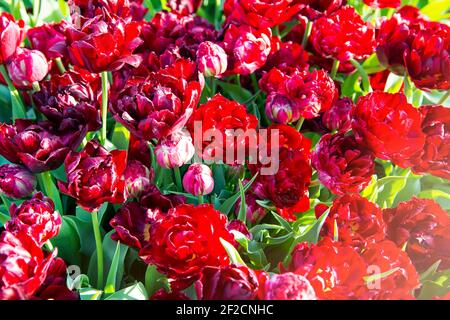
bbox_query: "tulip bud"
[322,97,354,132]
[0,164,36,199]
[0,13,25,64]
[124,160,154,199]
[260,273,317,300]
[182,163,214,196]
[196,41,228,77]
[7,48,49,88]
[265,93,298,124]
[155,130,195,169]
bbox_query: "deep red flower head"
[167,0,203,15]
[32,258,78,300]
[404,26,450,90]
[0,164,36,199]
[321,97,354,133]
[258,272,317,300]
[320,194,385,250]
[66,11,143,73]
[363,0,400,8]
[360,240,420,300]
[310,6,375,62]
[0,232,55,300]
[69,0,132,20]
[222,24,272,75]
[189,94,258,164]
[224,0,302,29]
[264,40,309,73]
[312,133,375,195]
[383,197,450,272]
[412,105,450,180]
[296,0,343,20]
[6,192,61,247]
[0,120,86,173]
[27,22,69,60]
[289,238,366,300]
[111,58,202,141]
[0,13,25,64]
[110,202,152,249]
[139,204,235,290]
[351,92,426,168]
[196,264,260,300]
[7,48,49,88]
[139,184,186,213]
[33,69,102,132]
[58,140,127,212]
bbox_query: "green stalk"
[0,64,27,119]
[31,0,41,27]
[173,166,182,192]
[295,117,305,131]
[330,60,340,79]
[100,71,109,145]
[209,77,216,96]
[403,75,414,103]
[37,171,64,214]
[301,21,312,48]
[44,239,54,252]
[91,210,104,288]
[438,90,450,105]
[55,58,66,74]
[214,0,223,30]
[198,194,203,205]
[350,58,371,94]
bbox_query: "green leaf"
[420,0,450,21]
[105,282,148,300]
[217,81,253,103]
[144,265,168,297]
[38,171,64,215]
[220,238,247,266]
[298,208,330,244]
[0,211,10,227]
[237,179,247,223]
[218,173,258,215]
[420,260,441,282]
[104,241,121,294]
[384,72,404,93]
[79,287,103,300]
[271,211,293,233]
[364,267,400,283]
[52,216,81,266]
[362,54,386,74]
[111,123,130,151]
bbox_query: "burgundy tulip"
[0,164,36,199]
[27,22,68,60]
[124,160,154,199]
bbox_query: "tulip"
[124,160,154,199]
[27,22,68,60]
[0,164,36,199]
[265,94,297,124]
[259,273,317,300]
[6,48,49,88]
[155,130,195,169]
[182,163,214,197]
[322,98,354,133]
[196,41,228,77]
[0,13,25,64]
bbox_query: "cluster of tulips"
[0,0,448,300]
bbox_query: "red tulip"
[0,13,25,64]
[0,164,36,199]
[7,48,49,88]
[196,41,228,77]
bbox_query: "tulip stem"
[330,60,340,79]
[44,240,54,252]
[173,166,182,191]
[32,81,41,92]
[301,20,312,48]
[295,117,305,131]
[31,0,41,27]
[55,58,66,74]
[198,194,203,205]
[0,64,27,119]
[91,210,104,288]
[100,71,109,145]
[438,90,450,105]
[209,77,216,96]
[349,58,371,94]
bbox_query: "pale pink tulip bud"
[182,163,214,196]
[7,48,49,88]
[196,41,228,77]
[155,130,195,169]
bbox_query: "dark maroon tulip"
[0,164,36,199]
[167,0,203,15]
[322,98,354,133]
[227,220,251,239]
[412,105,450,180]
[6,48,49,88]
[66,10,143,73]
[0,231,56,300]
[139,184,185,213]
[27,22,68,60]
[196,265,259,300]
[124,160,154,199]
[6,192,61,247]
[312,133,375,195]
[58,140,127,212]
[33,69,102,132]
[110,202,152,249]
[69,0,132,21]
[0,13,25,64]
[0,120,86,173]
[32,258,78,300]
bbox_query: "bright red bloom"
[404,27,450,90]
[196,265,259,300]
[258,272,317,300]
[0,13,25,64]
[412,105,450,180]
[139,204,235,289]
[222,24,272,75]
[0,164,36,199]
[351,92,426,168]
[66,11,143,73]
[363,0,400,8]
[383,197,450,272]
[320,194,385,250]
[0,232,55,300]
[310,6,375,62]
[58,140,127,212]
[224,0,302,29]
[321,98,354,133]
[111,58,202,141]
[189,94,258,164]
[297,0,343,20]
[6,192,61,247]
[289,238,366,300]
[312,133,375,195]
[69,0,132,20]
[6,48,49,88]
[27,22,68,60]
[167,0,203,15]
[361,240,420,300]
[0,120,86,173]
[33,69,102,132]
[264,40,309,73]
